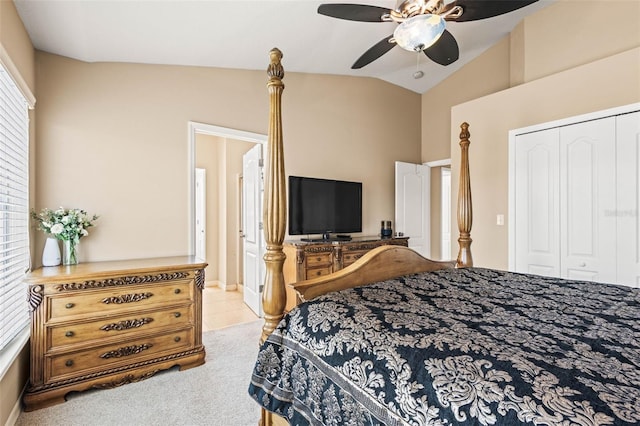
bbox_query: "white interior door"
[242,144,264,316]
[440,168,451,260]
[195,168,206,261]
[616,111,640,287]
[395,161,430,258]
[514,128,561,277]
[559,118,616,283]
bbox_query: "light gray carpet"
[16,320,263,426]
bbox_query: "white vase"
[42,237,61,266]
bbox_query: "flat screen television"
[288,176,362,240]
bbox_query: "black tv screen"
[288,176,362,236]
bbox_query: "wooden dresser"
[283,236,409,310]
[23,256,207,411]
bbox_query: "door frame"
[187,121,267,257]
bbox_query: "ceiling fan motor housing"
[390,0,444,22]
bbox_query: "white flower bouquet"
[31,207,99,264]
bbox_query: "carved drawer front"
[48,304,194,349]
[343,250,368,268]
[49,279,194,320]
[305,266,332,280]
[46,328,194,382]
[305,252,332,267]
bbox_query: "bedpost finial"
[459,122,470,141]
[268,48,284,80]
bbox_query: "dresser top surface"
[284,236,408,247]
[26,256,208,283]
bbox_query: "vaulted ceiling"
[14,0,554,94]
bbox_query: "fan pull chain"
[413,53,424,79]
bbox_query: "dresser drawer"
[46,328,194,382]
[305,266,332,280]
[343,250,368,267]
[48,304,194,349]
[305,252,332,267]
[49,279,194,320]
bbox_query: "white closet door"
[616,111,640,287]
[514,129,560,276]
[559,117,617,283]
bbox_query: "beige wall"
[522,0,640,83]
[0,0,35,91]
[34,52,421,263]
[422,36,513,257]
[447,0,640,269]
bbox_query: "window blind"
[0,63,30,352]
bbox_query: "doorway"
[188,122,267,314]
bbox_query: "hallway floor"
[202,286,259,331]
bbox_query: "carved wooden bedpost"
[456,122,473,268]
[261,48,287,344]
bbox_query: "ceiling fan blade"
[449,0,539,22]
[318,3,390,22]
[352,35,396,69]
[423,30,459,65]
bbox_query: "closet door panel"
[514,129,560,276]
[617,111,640,288]
[560,117,617,283]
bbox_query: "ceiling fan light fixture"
[393,14,445,52]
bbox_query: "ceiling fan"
[318,0,539,69]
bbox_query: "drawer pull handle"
[174,312,181,318]
[65,303,75,309]
[316,271,321,276]
[100,343,152,359]
[174,288,181,294]
[102,292,153,305]
[100,317,154,332]
[65,360,74,367]
[65,331,75,337]
[174,337,181,342]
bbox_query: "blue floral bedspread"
[248,268,640,425]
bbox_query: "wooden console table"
[283,236,409,310]
[23,256,207,411]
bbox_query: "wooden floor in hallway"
[202,285,259,332]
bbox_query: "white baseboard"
[204,280,238,291]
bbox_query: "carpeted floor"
[15,320,263,426]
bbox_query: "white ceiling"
[14,0,554,94]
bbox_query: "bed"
[249,49,640,426]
